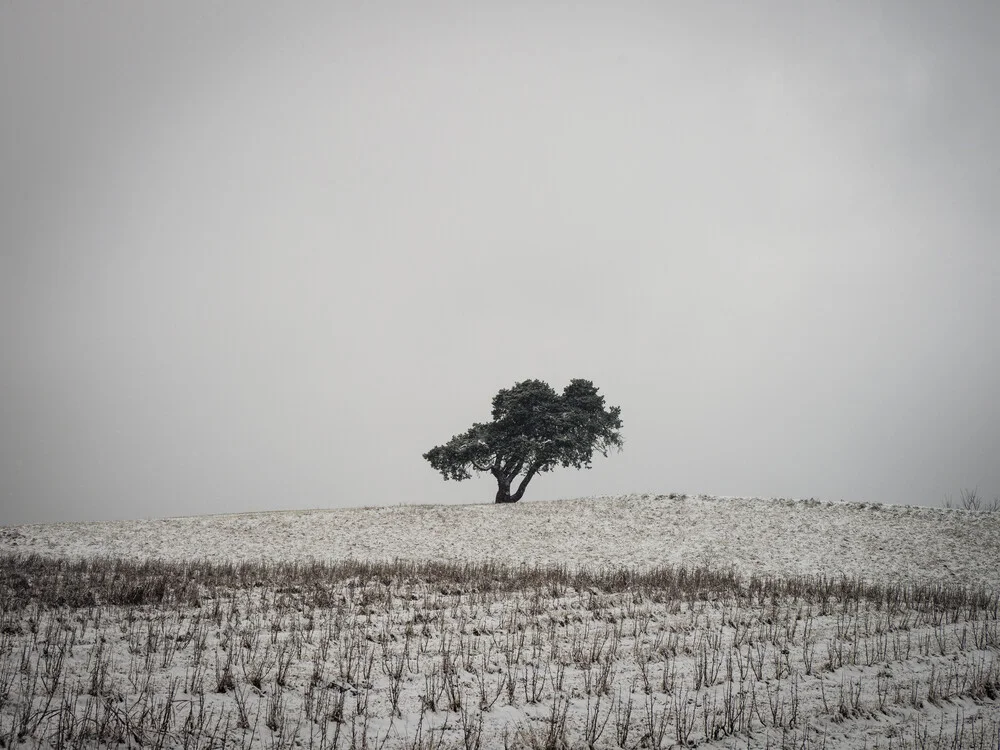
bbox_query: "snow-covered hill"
[4,494,998,587]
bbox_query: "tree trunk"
[494,477,515,503]
[494,465,538,504]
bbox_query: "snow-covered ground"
[3,494,999,587]
[2,494,999,749]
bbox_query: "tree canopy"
[423,379,623,503]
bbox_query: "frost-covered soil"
[1,494,999,749]
[4,494,1000,587]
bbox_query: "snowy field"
[4,494,1000,587]
[1,494,999,749]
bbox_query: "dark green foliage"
[423,379,623,503]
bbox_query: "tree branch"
[510,464,539,503]
[503,458,524,482]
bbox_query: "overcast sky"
[2,1,998,525]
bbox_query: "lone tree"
[423,379,623,503]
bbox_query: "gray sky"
[2,1,998,525]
